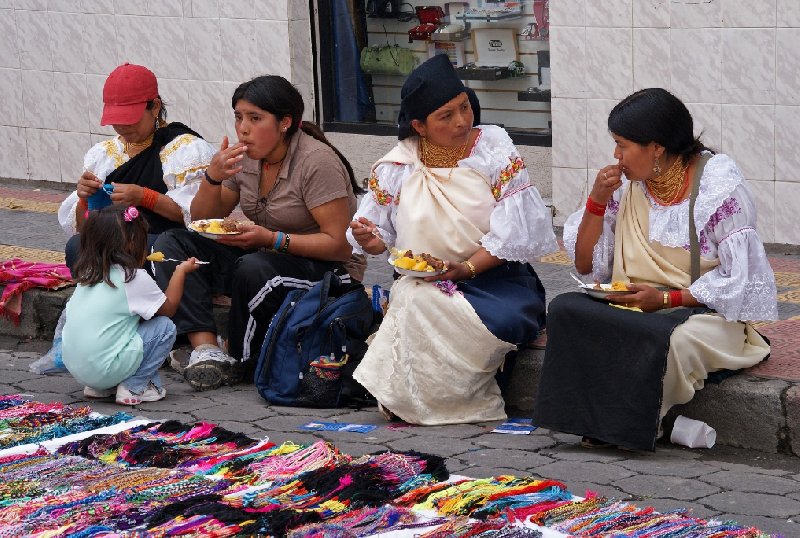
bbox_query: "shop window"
[315,0,551,146]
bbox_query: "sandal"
[377,402,399,422]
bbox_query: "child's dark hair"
[608,88,711,164]
[232,75,364,194]
[73,205,149,287]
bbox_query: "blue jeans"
[122,316,176,393]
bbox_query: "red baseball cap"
[100,63,159,126]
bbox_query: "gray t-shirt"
[223,130,366,280]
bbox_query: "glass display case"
[315,0,551,146]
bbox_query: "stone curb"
[3,287,798,456]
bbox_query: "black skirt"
[532,292,708,451]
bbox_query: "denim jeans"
[122,316,176,393]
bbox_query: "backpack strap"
[688,153,711,284]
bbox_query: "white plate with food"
[388,249,448,278]
[189,218,242,239]
[580,282,632,300]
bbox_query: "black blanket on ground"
[532,292,709,451]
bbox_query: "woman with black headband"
[349,54,558,425]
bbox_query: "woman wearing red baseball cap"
[57,63,215,275]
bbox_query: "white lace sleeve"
[563,182,625,282]
[346,162,406,254]
[689,183,778,321]
[160,135,215,226]
[481,162,558,262]
[58,191,80,236]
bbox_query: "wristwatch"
[204,169,223,186]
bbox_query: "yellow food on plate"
[393,256,417,270]
[390,248,446,273]
[611,281,629,291]
[206,220,226,234]
[411,260,430,272]
[146,251,165,262]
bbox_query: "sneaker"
[170,336,226,374]
[183,344,243,391]
[116,382,166,406]
[83,386,115,399]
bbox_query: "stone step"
[2,287,797,456]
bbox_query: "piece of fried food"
[611,281,629,291]
[221,217,240,233]
[418,252,446,272]
[146,251,165,262]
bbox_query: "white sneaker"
[115,382,166,406]
[183,344,243,391]
[84,386,115,399]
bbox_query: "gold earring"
[653,156,662,175]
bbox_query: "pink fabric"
[0,259,72,324]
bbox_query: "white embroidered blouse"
[347,125,558,263]
[563,152,778,322]
[58,133,216,235]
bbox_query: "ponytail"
[301,121,364,195]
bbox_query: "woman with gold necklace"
[348,55,558,425]
[58,63,215,275]
[534,88,777,451]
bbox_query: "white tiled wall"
[551,0,799,244]
[0,1,312,183]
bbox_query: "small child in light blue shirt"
[63,205,198,405]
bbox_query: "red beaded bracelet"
[669,290,683,307]
[141,188,159,210]
[585,197,606,216]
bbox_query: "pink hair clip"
[124,206,139,222]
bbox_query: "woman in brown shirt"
[154,75,365,391]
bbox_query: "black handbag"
[366,0,399,18]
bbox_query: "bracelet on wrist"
[462,260,477,279]
[662,291,669,308]
[279,233,291,253]
[140,188,158,210]
[585,197,607,216]
[669,290,683,307]
[203,169,223,186]
[272,231,285,251]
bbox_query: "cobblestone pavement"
[3,183,800,535]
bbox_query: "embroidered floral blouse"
[58,133,215,235]
[347,125,558,263]
[563,152,778,322]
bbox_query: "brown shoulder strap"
[689,153,711,284]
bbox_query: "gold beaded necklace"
[123,133,154,156]
[646,155,690,205]
[122,119,165,156]
[419,137,467,169]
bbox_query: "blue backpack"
[254,272,379,408]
